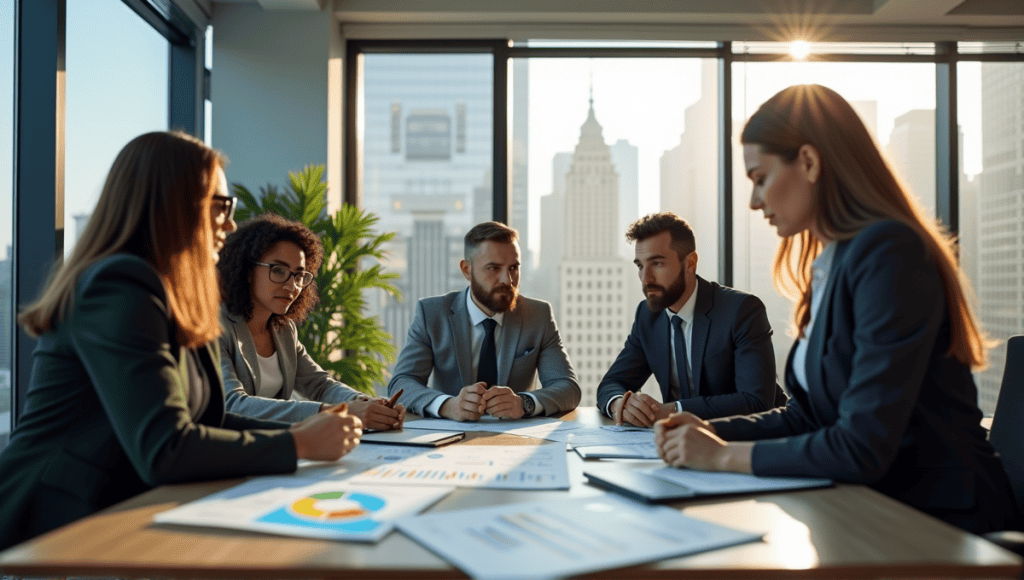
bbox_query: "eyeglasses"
[211,195,237,222]
[253,261,315,287]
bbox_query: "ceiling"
[211,0,1024,41]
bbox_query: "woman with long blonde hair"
[655,84,1014,534]
[0,131,361,549]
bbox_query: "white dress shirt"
[792,242,837,392]
[425,290,543,417]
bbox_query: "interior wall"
[211,3,332,196]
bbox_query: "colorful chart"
[257,491,386,532]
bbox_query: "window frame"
[8,0,207,441]
[344,40,1024,288]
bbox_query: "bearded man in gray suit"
[388,222,580,421]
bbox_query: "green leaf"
[230,165,401,395]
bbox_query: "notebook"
[359,429,465,447]
[584,466,833,503]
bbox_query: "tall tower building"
[887,109,936,216]
[976,62,1024,414]
[559,92,637,406]
[611,139,639,260]
[384,195,466,355]
[658,59,718,276]
[534,152,573,313]
[510,59,531,273]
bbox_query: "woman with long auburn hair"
[654,84,1015,534]
[0,131,362,550]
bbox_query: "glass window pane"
[361,53,493,388]
[514,58,718,406]
[732,57,936,379]
[734,41,935,56]
[64,0,169,255]
[959,59,1024,415]
[1,0,13,439]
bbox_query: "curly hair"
[218,213,324,330]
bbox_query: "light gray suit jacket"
[387,288,581,416]
[219,308,363,423]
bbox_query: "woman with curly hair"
[217,213,405,430]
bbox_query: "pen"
[386,389,403,408]
[323,402,348,414]
[617,391,632,426]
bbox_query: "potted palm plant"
[232,165,401,395]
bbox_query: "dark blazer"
[596,276,784,419]
[711,221,1015,534]
[219,307,363,423]
[0,255,297,550]
[388,288,581,416]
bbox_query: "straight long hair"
[741,84,986,368]
[19,131,224,348]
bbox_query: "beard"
[644,271,688,313]
[471,275,518,313]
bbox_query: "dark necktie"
[671,315,693,399]
[477,318,498,387]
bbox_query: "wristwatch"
[518,393,536,417]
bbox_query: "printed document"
[154,477,451,542]
[397,494,762,580]
[347,440,570,490]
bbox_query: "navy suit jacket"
[711,221,1015,534]
[596,276,784,419]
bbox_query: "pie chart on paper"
[257,491,386,532]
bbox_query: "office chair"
[983,335,1024,557]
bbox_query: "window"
[959,58,1024,415]
[349,40,1023,409]
[360,53,493,362]
[0,0,12,439]
[732,54,936,377]
[515,57,716,406]
[64,0,169,255]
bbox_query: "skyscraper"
[658,59,718,273]
[534,152,573,313]
[611,139,639,260]
[975,62,1024,414]
[361,55,530,381]
[887,109,936,216]
[559,93,637,406]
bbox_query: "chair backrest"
[989,335,1024,515]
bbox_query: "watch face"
[519,393,535,415]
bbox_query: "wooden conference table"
[0,408,1019,580]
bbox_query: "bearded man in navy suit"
[597,212,785,426]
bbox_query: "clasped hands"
[440,382,524,421]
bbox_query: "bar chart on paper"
[347,441,570,490]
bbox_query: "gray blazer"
[387,288,581,416]
[219,308,363,423]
